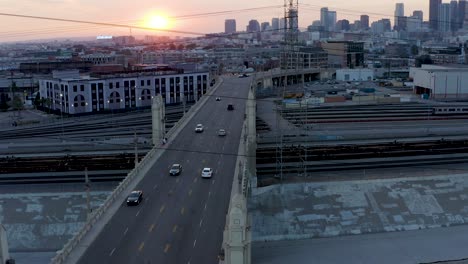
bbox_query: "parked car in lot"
[201,167,213,178]
[169,164,182,176]
[195,124,204,133]
[126,190,143,206]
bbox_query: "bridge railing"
[50,76,222,264]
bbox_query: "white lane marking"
[199,218,203,227]
[204,203,207,210]
[212,179,215,185]
[193,239,197,248]
[218,161,221,165]
[153,184,158,190]
[222,145,225,151]
[208,191,211,197]
[136,210,141,217]
[124,227,129,235]
[109,248,116,256]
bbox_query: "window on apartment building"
[73,85,77,92]
[141,80,144,87]
[116,82,120,88]
[130,80,135,87]
[147,80,151,86]
[109,82,113,89]
[124,81,129,87]
[80,85,85,92]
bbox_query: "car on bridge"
[169,164,182,176]
[195,124,204,133]
[218,129,226,136]
[227,104,234,111]
[126,190,143,206]
[216,97,221,101]
[201,168,213,178]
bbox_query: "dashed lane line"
[138,242,145,252]
[164,243,171,253]
[149,224,155,233]
[160,204,166,213]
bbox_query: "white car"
[195,124,204,133]
[201,167,213,178]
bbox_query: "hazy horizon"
[0,0,429,42]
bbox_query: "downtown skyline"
[0,0,439,42]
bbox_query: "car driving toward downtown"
[201,168,213,178]
[169,164,182,176]
[126,190,143,206]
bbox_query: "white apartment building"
[39,69,209,115]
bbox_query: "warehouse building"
[411,65,468,99]
[38,69,209,115]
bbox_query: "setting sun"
[146,15,170,30]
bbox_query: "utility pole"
[85,167,91,220]
[182,93,186,114]
[134,130,138,166]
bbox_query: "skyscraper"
[413,10,423,21]
[459,0,466,30]
[450,0,458,31]
[430,0,442,30]
[261,22,270,31]
[320,7,329,30]
[439,3,451,32]
[328,11,337,31]
[394,3,404,29]
[272,18,280,31]
[360,15,369,30]
[224,19,236,34]
[247,20,260,32]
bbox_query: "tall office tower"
[439,3,452,32]
[261,22,270,31]
[224,19,236,34]
[247,20,260,32]
[430,0,442,30]
[360,15,370,30]
[450,0,459,31]
[320,7,329,30]
[328,11,337,31]
[272,18,280,31]
[413,10,423,21]
[336,19,350,31]
[279,18,286,30]
[459,0,467,29]
[394,3,405,29]
[382,19,392,31]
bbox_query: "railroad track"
[256,139,468,185]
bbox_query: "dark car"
[227,104,234,111]
[169,164,182,176]
[126,190,143,206]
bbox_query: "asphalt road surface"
[78,76,251,264]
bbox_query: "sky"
[0,0,428,42]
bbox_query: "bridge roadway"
[77,76,251,264]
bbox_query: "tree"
[411,45,419,56]
[12,95,23,111]
[0,94,8,111]
[168,43,176,50]
[34,92,41,108]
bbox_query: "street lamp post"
[59,94,65,141]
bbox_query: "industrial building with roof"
[411,65,468,99]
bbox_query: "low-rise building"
[336,68,374,81]
[38,69,209,115]
[411,65,468,99]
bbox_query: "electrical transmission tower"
[276,0,299,182]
